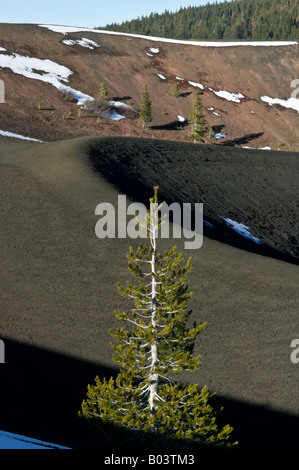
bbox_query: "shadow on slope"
[1,338,299,450]
[87,137,299,265]
[218,132,265,147]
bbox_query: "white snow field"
[0,52,72,86]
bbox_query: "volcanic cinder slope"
[0,134,298,449]
[0,23,298,150]
[0,23,298,450]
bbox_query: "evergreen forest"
[97,0,299,41]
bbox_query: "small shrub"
[62,111,73,120]
[59,89,77,103]
[83,98,112,118]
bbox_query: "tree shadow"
[151,120,188,131]
[0,337,117,449]
[0,337,298,450]
[180,91,192,98]
[217,132,264,147]
[213,124,226,134]
[111,96,133,102]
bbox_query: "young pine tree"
[171,82,180,98]
[99,82,108,98]
[138,84,153,129]
[188,91,207,143]
[79,188,235,448]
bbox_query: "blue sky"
[1,1,226,29]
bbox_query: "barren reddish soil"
[0,23,298,150]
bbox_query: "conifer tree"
[188,91,207,143]
[138,84,153,128]
[79,188,235,448]
[207,124,215,140]
[171,82,180,98]
[99,82,108,98]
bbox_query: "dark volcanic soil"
[0,135,298,450]
[88,137,299,264]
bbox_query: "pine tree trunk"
[149,221,158,415]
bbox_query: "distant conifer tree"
[99,82,108,98]
[79,187,236,448]
[171,82,180,98]
[138,84,153,128]
[188,91,207,143]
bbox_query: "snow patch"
[0,52,72,87]
[110,100,134,110]
[204,220,214,228]
[149,47,159,53]
[188,80,205,89]
[0,130,45,142]
[260,96,299,113]
[0,430,69,449]
[109,109,126,121]
[188,79,245,103]
[209,88,245,103]
[242,146,272,150]
[62,38,100,49]
[222,217,261,244]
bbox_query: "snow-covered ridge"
[39,25,298,48]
